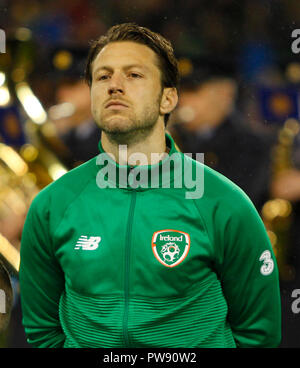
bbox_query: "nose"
[108,72,124,95]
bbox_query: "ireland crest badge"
[151,229,190,268]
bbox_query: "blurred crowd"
[1,0,300,348]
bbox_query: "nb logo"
[74,236,101,250]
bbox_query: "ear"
[160,87,178,115]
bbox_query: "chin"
[101,117,136,134]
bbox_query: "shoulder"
[28,156,97,218]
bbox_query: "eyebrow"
[93,64,149,77]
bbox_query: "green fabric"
[19,133,281,348]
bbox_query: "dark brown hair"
[84,23,179,125]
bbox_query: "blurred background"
[0,0,300,348]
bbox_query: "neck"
[101,121,167,166]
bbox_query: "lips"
[105,100,128,109]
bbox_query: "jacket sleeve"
[214,190,281,347]
[19,195,65,348]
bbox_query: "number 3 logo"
[259,250,274,276]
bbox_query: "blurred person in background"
[169,62,275,211]
[49,47,101,168]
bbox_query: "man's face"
[90,41,165,141]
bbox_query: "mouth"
[105,100,128,109]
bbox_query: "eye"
[97,74,110,81]
[128,72,142,79]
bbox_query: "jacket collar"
[96,132,183,190]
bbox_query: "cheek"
[141,87,162,107]
[90,87,102,109]
[90,94,102,120]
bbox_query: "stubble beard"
[97,97,162,146]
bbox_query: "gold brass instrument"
[0,140,42,274]
[261,118,300,281]
[0,30,73,275]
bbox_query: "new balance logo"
[74,236,101,250]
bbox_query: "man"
[19,23,281,348]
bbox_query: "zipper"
[123,186,137,347]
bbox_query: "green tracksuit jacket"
[19,132,281,348]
